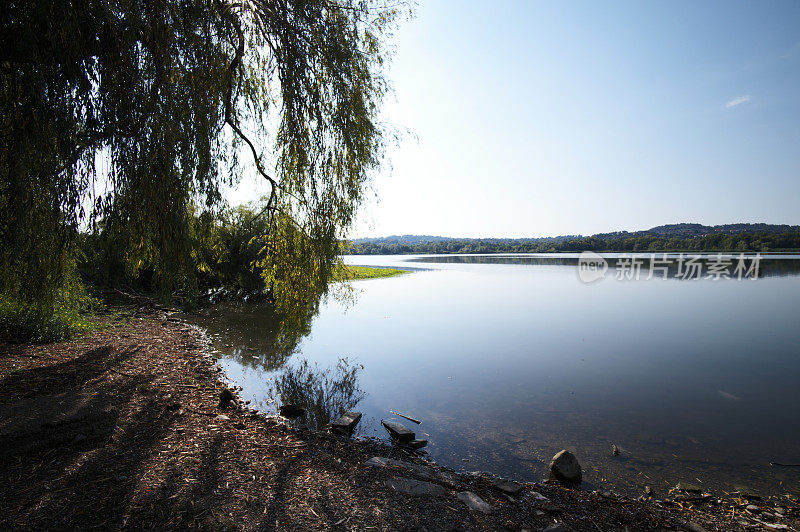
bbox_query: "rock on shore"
[549,450,582,485]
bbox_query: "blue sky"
[234,1,800,238]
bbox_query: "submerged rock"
[733,486,762,501]
[549,450,582,485]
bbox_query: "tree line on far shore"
[347,231,800,255]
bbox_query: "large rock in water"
[549,450,582,485]
[331,411,362,436]
[381,420,415,443]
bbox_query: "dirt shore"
[1,306,796,531]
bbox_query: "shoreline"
[1,306,797,531]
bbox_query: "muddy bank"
[0,306,797,531]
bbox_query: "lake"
[191,253,800,497]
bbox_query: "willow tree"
[0,0,401,330]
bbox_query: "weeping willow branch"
[1,0,406,321]
[220,3,278,228]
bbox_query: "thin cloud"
[725,95,751,108]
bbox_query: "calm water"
[191,254,800,497]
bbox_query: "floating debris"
[389,410,422,424]
[717,390,741,401]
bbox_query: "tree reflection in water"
[268,358,366,431]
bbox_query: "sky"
[230,0,800,238]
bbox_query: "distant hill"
[594,223,800,240]
[347,223,800,254]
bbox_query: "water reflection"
[194,302,312,371]
[194,253,800,498]
[408,254,800,278]
[192,300,367,432]
[267,358,366,431]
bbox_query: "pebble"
[457,491,492,514]
[675,482,702,493]
[493,479,525,496]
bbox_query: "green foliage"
[189,203,271,296]
[334,265,409,280]
[1,0,404,340]
[0,290,100,343]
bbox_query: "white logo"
[578,251,608,283]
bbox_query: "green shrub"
[0,291,100,344]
